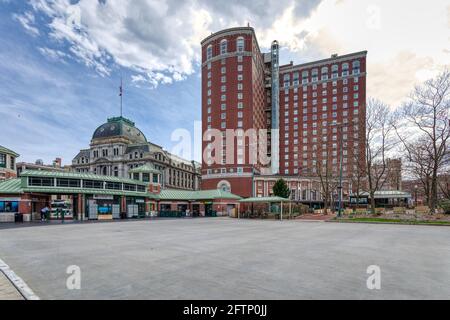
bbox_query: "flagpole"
[120,75,123,118]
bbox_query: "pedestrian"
[40,207,46,221]
[41,205,49,221]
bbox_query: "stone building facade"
[71,117,201,191]
[0,145,19,181]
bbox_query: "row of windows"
[282,61,361,86]
[205,167,244,175]
[0,153,15,170]
[206,37,245,60]
[27,177,146,192]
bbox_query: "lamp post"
[330,121,344,218]
[414,185,418,207]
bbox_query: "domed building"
[72,117,201,191]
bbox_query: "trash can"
[14,213,23,223]
[23,214,31,222]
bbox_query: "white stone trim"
[0,258,40,300]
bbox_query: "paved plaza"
[0,218,449,300]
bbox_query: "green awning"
[239,196,290,203]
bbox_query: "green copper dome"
[92,117,147,144]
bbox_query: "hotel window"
[302,71,309,84]
[221,104,226,111]
[221,66,226,74]
[237,93,243,100]
[237,74,243,81]
[311,69,318,82]
[237,65,243,72]
[207,98,211,105]
[221,76,226,83]
[220,39,228,54]
[332,65,338,79]
[221,95,226,101]
[283,74,291,87]
[207,107,211,114]
[237,37,244,52]
[237,83,243,90]
[207,72,211,79]
[354,93,359,99]
[238,111,243,118]
[354,85,359,91]
[237,121,243,128]
[352,60,360,74]
[221,122,226,129]
[207,80,211,87]
[221,113,226,119]
[221,85,226,92]
[207,89,211,96]
[293,72,299,85]
[321,67,328,80]
[342,63,349,76]
[206,45,212,60]
[207,62,211,70]
[237,102,243,109]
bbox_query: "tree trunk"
[370,191,376,215]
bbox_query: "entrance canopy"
[239,196,290,203]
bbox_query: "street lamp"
[414,185,418,207]
[330,121,344,218]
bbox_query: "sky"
[0,0,448,165]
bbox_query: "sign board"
[93,195,114,200]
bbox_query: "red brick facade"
[201,27,367,198]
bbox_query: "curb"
[0,258,40,300]
[326,220,450,227]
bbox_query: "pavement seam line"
[0,258,40,300]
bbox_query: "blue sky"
[0,0,448,165]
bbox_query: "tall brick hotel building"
[201,27,367,201]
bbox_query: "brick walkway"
[297,214,335,221]
[0,272,23,300]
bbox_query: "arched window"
[220,39,228,54]
[113,167,119,177]
[321,66,328,80]
[311,68,318,82]
[332,64,338,78]
[206,45,212,60]
[352,60,360,74]
[342,63,349,76]
[302,70,309,84]
[236,37,244,52]
[293,72,299,85]
[283,74,291,87]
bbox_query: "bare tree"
[365,98,396,214]
[395,70,450,213]
[350,150,367,207]
[315,158,339,213]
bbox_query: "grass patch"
[334,217,450,226]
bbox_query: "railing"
[159,211,187,218]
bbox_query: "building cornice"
[280,51,368,73]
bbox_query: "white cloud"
[16,0,449,104]
[262,0,450,106]
[12,11,39,36]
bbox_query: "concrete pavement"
[0,218,449,300]
[0,272,23,300]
